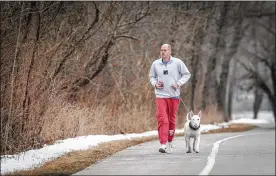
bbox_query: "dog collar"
[189,121,200,130]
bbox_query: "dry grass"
[40,97,156,146]
[7,123,256,176]
[200,104,224,124]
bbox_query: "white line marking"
[198,133,263,175]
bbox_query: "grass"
[7,123,256,176]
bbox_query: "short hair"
[161,44,171,50]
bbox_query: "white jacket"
[149,56,191,98]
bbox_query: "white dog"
[184,111,202,153]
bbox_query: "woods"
[1,1,275,155]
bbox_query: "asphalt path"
[74,128,275,175]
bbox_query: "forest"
[1,1,275,155]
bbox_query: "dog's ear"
[189,111,194,118]
[198,111,202,118]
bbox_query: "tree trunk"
[226,58,238,118]
[270,98,276,122]
[4,2,24,154]
[217,2,243,121]
[253,88,263,119]
[190,22,204,111]
[22,1,41,119]
[263,82,276,122]
[201,2,228,109]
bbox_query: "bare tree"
[217,2,244,121]
[237,12,276,121]
[251,16,264,119]
[201,2,228,109]
[68,2,150,97]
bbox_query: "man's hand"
[171,83,179,89]
[155,81,164,89]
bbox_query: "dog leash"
[159,86,190,113]
[174,89,190,113]
[170,76,190,113]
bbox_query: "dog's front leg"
[193,137,196,152]
[185,136,192,153]
[193,136,200,153]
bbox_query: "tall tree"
[217,2,244,121]
[238,12,276,121]
[201,2,228,109]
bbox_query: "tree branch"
[115,35,139,41]
[237,59,272,98]
[240,46,273,70]
[255,19,276,35]
[117,3,150,28]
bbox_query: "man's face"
[160,45,171,59]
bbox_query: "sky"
[1,111,275,175]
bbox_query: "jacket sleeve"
[149,62,157,87]
[176,60,191,87]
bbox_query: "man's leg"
[168,98,180,142]
[156,98,169,145]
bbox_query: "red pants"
[156,98,180,144]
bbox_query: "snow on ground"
[231,111,275,128]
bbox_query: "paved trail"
[74,128,275,175]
